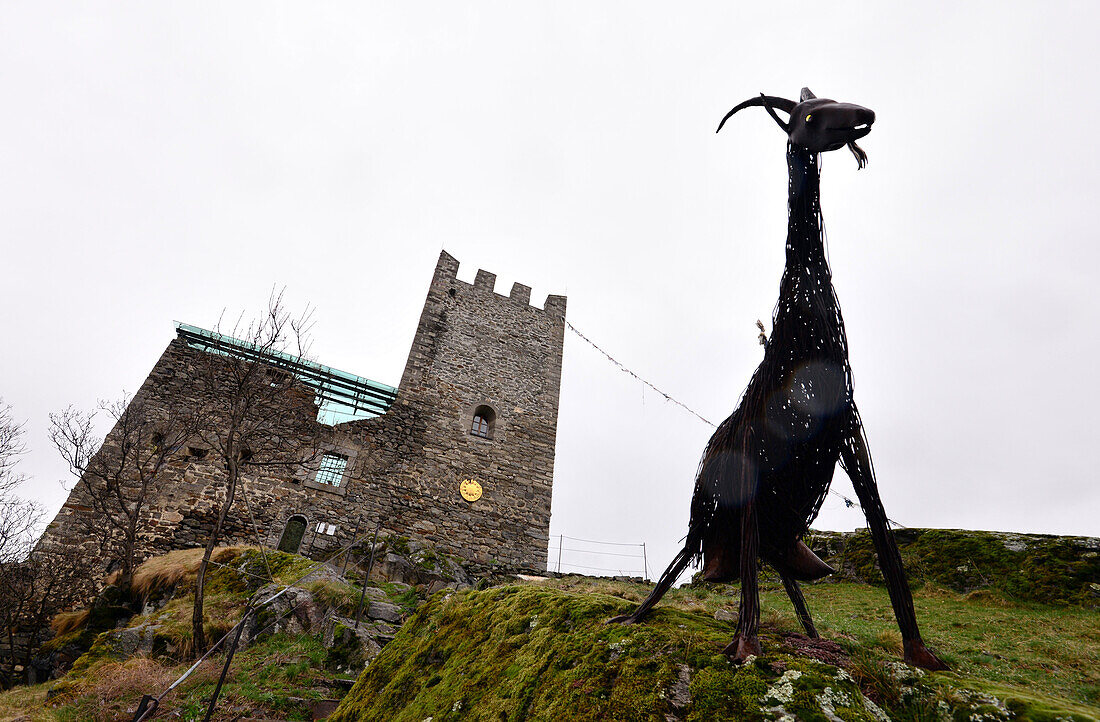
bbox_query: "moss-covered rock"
[809,529,1100,605]
[331,585,1095,721]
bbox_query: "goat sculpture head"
[717,88,875,168]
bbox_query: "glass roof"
[174,322,397,425]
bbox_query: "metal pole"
[354,520,383,629]
[341,515,362,576]
[556,534,563,574]
[307,522,319,557]
[642,543,648,581]
[202,607,252,722]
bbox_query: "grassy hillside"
[809,528,1100,605]
[1,532,1096,721]
[0,546,409,722]
[332,577,1099,721]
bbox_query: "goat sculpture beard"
[610,88,949,673]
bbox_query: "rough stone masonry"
[39,251,566,579]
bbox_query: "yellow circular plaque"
[459,479,483,502]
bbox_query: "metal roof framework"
[174,322,397,425]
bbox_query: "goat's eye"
[805,114,813,123]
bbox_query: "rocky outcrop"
[103,621,163,658]
[803,528,1100,605]
[330,584,1098,722]
[246,584,327,643]
[373,538,473,589]
[322,616,387,674]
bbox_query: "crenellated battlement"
[432,250,567,317]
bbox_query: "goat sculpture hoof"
[607,613,639,625]
[903,639,949,671]
[722,634,762,663]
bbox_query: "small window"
[187,447,208,461]
[315,453,348,487]
[471,415,490,438]
[470,405,496,439]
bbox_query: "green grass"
[657,575,1098,709]
[0,635,335,722]
[165,634,332,721]
[0,540,441,722]
[753,581,1099,707]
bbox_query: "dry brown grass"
[550,575,645,602]
[963,588,1014,607]
[90,658,175,704]
[873,628,903,654]
[161,658,221,701]
[0,682,51,720]
[763,606,800,633]
[128,546,251,598]
[51,609,91,636]
[71,658,221,722]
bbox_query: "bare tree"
[0,397,39,572]
[0,545,83,688]
[0,400,39,565]
[0,399,37,687]
[0,400,26,494]
[0,399,82,688]
[49,394,190,593]
[187,291,320,655]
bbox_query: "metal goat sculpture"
[611,88,948,671]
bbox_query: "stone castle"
[40,251,566,575]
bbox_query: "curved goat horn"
[716,94,796,134]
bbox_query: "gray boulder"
[322,614,385,673]
[373,542,473,588]
[367,600,404,624]
[104,622,163,657]
[242,584,325,648]
[362,586,388,603]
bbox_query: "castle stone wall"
[38,251,565,581]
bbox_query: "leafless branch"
[49,394,191,591]
[187,291,321,656]
[0,400,27,496]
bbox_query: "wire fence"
[549,533,649,580]
[563,319,906,529]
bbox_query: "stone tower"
[362,250,567,568]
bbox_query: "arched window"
[277,515,308,553]
[470,405,496,439]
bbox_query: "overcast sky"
[2,2,1097,581]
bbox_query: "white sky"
[2,2,1098,581]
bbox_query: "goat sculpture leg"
[839,409,948,671]
[607,547,693,625]
[778,570,818,638]
[723,496,762,661]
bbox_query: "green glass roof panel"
[174,322,396,425]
